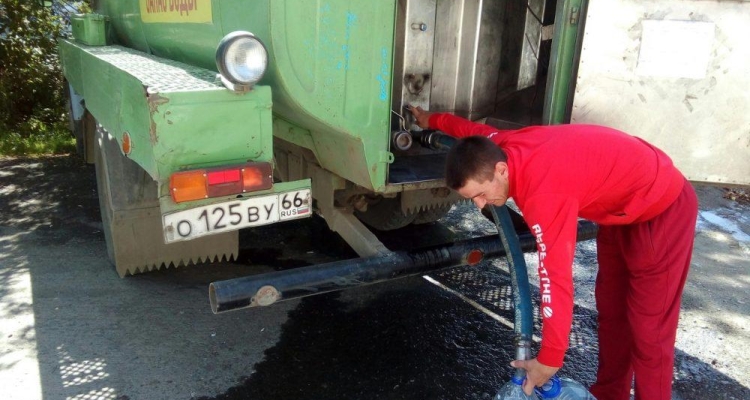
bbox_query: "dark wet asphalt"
[200,282,514,400]
[195,217,601,400]
[197,215,749,400]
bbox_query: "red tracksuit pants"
[590,180,698,400]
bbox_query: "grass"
[0,120,76,156]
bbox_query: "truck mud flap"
[94,126,238,276]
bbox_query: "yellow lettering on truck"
[139,0,212,23]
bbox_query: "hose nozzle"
[412,129,456,151]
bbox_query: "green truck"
[60,0,750,277]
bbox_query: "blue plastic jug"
[535,376,596,399]
[494,376,541,400]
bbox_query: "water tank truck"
[60,0,750,279]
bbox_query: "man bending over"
[410,106,697,400]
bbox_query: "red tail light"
[170,162,273,203]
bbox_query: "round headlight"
[216,31,268,87]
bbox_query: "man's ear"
[494,161,508,178]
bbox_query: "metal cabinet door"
[571,0,750,187]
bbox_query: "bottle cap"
[535,375,561,398]
[511,375,526,385]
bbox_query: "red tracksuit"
[429,113,697,400]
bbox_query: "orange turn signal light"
[170,162,273,203]
[170,170,208,203]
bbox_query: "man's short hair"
[445,136,508,190]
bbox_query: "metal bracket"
[379,151,395,164]
[325,208,391,257]
[310,164,391,257]
[570,6,580,25]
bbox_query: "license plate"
[163,189,311,243]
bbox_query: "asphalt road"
[0,155,748,400]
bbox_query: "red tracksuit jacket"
[429,113,685,367]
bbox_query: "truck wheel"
[412,204,453,225]
[354,195,417,231]
[93,123,238,276]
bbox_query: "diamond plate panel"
[85,45,222,93]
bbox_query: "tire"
[64,82,85,157]
[412,204,453,225]
[354,194,417,231]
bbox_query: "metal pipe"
[392,130,414,151]
[209,220,597,313]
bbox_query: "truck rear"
[60,0,750,277]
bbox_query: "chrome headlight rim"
[215,31,268,88]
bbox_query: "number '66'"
[281,193,305,209]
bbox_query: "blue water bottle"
[494,375,541,400]
[535,375,596,399]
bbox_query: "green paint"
[95,0,396,192]
[60,40,275,182]
[543,0,587,125]
[273,117,316,154]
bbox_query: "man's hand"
[510,358,560,396]
[407,105,431,129]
